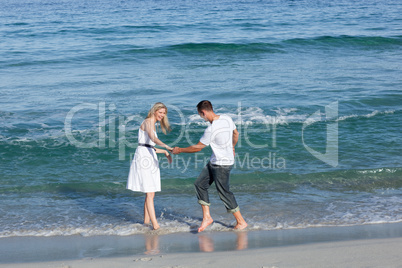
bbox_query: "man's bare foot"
[234,222,248,231]
[198,217,213,232]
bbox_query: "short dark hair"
[197,100,213,112]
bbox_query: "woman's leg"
[144,197,150,225]
[145,192,160,230]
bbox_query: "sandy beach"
[1,223,401,268]
[1,237,401,268]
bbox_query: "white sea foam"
[3,108,396,145]
[356,168,398,174]
[336,109,396,122]
[2,198,401,238]
[185,106,305,126]
[182,107,399,127]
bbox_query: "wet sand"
[1,223,401,267]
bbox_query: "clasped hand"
[171,147,180,155]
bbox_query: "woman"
[127,102,172,230]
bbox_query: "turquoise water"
[0,0,401,237]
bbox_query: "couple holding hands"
[127,100,247,232]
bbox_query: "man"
[172,100,247,232]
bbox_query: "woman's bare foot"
[198,217,213,232]
[152,224,160,230]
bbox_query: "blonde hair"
[146,102,171,134]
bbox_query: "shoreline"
[6,237,400,268]
[1,222,402,266]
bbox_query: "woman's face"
[154,108,166,122]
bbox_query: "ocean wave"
[3,34,401,68]
[168,35,402,54]
[1,167,401,238]
[2,167,400,195]
[91,35,402,57]
[4,219,402,238]
[187,107,399,126]
[185,106,303,126]
[284,35,402,48]
[0,223,190,238]
[1,198,401,238]
[336,109,397,122]
[228,167,402,192]
[0,106,399,149]
[166,42,284,54]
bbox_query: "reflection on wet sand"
[198,231,248,252]
[142,231,248,255]
[235,231,248,250]
[198,235,214,252]
[144,234,160,255]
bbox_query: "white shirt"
[200,114,236,165]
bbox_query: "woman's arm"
[141,119,173,150]
[155,148,172,163]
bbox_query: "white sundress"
[127,128,161,193]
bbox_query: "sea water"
[0,0,401,237]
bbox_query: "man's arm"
[232,128,239,155]
[172,141,206,154]
[233,129,239,147]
